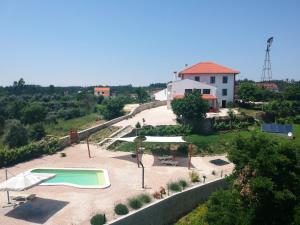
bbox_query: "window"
[203,89,211,94]
[185,89,192,94]
[223,76,228,83]
[195,76,200,82]
[222,89,227,96]
[210,76,215,83]
[197,89,202,94]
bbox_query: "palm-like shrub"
[128,197,143,209]
[138,193,151,204]
[168,182,182,192]
[189,171,200,183]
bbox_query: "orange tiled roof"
[179,62,240,75]
[257,83,278,89]
[94,87,110,91]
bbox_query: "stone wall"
[59,101,167,148]
[108,178,226,225]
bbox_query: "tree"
[136,87,149,103]
[22,103,47,124]
[30,123,46,141]
[262,100,293,122]
[102,97,125,120]
[205,133,300,225]
[3,119,28,148]
[171,90,210,123]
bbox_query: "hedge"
[0,137,60,168]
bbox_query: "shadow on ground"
[152,156,195,168]
[112,153,144,164]
[5,197,69,224]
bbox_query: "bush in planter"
[178,179,188,189]
[114,203,129,215]
[189,171,200,183]
[168,182,182,192]
[138,193,151,204]
[90,213,106,225]
[128,197,143,209]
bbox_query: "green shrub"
[138,193,151,204]
[178,179,188,189]
[294,115,300,124]
[0,137,60,168]
[90,213,106,225]
[128,197,143,209]
[114,203,129,215]
[139,125,191,136]
[189,171,200,183]
[168,182,182,192]
[3,119,28,148]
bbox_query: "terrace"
[0,143,233,225]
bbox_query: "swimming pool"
[30,168,110,189]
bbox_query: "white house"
[167,61,239,110]
[153,89,167,101]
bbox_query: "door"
[221,100,227,108]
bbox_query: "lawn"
[114,129,254,155]
[238,107,262,117]
[45,113,105,137]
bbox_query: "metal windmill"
[261,37,274,82]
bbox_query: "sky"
[0,0,299,87]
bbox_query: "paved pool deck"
[0,144,233,225]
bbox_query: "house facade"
[167,62,239,110]
[94,87,110,97]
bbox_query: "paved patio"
[0,144,233,225]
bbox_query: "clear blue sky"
[0,0,299,86]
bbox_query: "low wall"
[108,178,226,225]
[59,101,167,148]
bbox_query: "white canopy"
[0,172,55,192]
[144,136,186,143]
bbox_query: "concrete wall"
[59,101,167,148]
[108,178,226,225]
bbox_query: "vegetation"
[174,204,208,225]
[89,126,120,143]
[90,213,106,225]
[168,181,182,192]
[127,197,143,209]
[178,179,188,189]
[178,133,300,225]
[171,90,210,128]
[114,203,129,215]
[138,193,152,204]
[0,137,60,167]
[139,125,192,136]
[3,119,29,148]
[102,97,125,120]
[189,171,200,183]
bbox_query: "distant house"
[153,89,167,101]
[167,61,240,110]
[94,87,110,97]
[257,82,279,92]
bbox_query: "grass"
[184,130,253,155]
[89,126,120,143]
[174,204,208,225]
[127,197,143,209]
[45,113,105,137]
[238,107,262,117]
[114,129,254,155]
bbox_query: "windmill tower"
[261,37,274,83]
